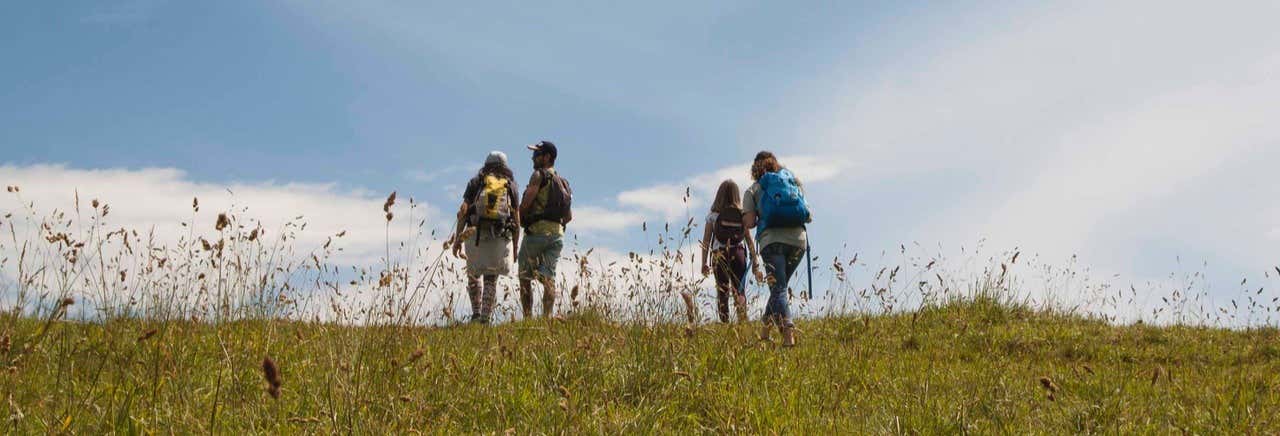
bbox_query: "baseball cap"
[527,140,557,160]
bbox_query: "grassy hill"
[3,297,1278,434]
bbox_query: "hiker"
[743,151,811,347]
[450,151,520,324]
[700,179,762,323]
[517,141,573,318]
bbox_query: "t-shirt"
[742,173,808,250]
[705,212,724,250]
[525,168,565,237]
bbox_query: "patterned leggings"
[467,274,498,323]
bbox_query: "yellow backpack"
[472,174,513,223]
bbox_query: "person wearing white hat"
[450,151,520,324]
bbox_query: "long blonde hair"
[710,179,742,213]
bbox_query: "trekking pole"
[806,242,814,300]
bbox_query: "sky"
[3,0,1279,316]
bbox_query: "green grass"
[3,298,1279,434]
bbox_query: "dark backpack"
[713,207,746,248]
[522,169,573,228]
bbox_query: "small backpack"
[713,207,747,248]
[523,169,573,228]
[469,174,514,229]
[756,168,810,233]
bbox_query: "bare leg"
[734,293,749,323]
[519,278,534,319]
[539,276,556,317]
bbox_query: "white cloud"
[617,184,691,221]
[405,163,473,184]
[0,164,440,265]
[616,154,852,222]
[570,206,646,233]
[772,0,1280,305]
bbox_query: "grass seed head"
[262,356,282,399]
[383,191,397,212]
[1038,376,1058,393]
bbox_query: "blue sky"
[2,0,905,184]
[4,1,1280,315]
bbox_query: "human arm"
[511,212,521,259]
[746,235,764,283]
[742,184,759,230]
[451,201,468,258]
[519,170,542,217]
[509,177,521,258]
[699,218,713,277]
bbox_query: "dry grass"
[2,187,1279,433]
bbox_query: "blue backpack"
[755,168,810,235]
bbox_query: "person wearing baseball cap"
[526,140,557,160]
[517,140,573,318]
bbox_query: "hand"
[754,269,766,285]
[450,238,465,259]
[701,264,711,277]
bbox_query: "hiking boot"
[759,321,773,342]
[781,325,797,348]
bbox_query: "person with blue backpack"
[742,151,811,347]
